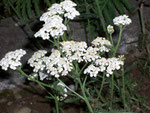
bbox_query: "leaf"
[64,97,80,103]
[44,0,51,7]
[21,0,26,20]
[102,5,113,25]
[26,0,32,19]
[112,0,125,14]
[124,61,138,73]
[33,0,40,17]
[120,0,134,12]
[107,0,116,20]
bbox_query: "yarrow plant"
[34,0,80,40]
[0,2,135,112]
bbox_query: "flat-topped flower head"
[46,49,73,78]
[92,37,112,52]
[95,57,124,77]
[28,50,47,72]
[113,15,132,27]
[35,15,67,39]
[60,41,87,62]
[83,46,100,62]
[60,0,80,19]
[0,49,26,70]
[107,25,114,34]
[84,64,100,77]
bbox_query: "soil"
[0,84,85,113]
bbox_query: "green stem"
[53,37,64,57]
[54,96,59,113]
[84,0,92,43]
[140,2,146,35]
[57,78,85,100]
[79,62,88,74]
[110,74,114,110]
[121,67,126,109]
[48,39,55,44]
[78,78,94,113]
[97,74,105,100]
[109,34,114,47]
[95,0,108,38]
[113,26,123,56]
[16,67,51,88]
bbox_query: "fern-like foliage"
[76,0,134,37]
[5,0,60,24]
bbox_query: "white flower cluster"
[84,64,100,77]
[35,15,67,39]
[57,82,68,101]
[27,37,123,78]
[84,57,124,77]
[46,49,73,78]
[60,41,87,62]
[28,49,73,78]
[28,50,47,72]
[34,0,79,40]
[107,25,114,34]
[60,0,80,20]
[0,49,26,70]
[113,15,132,26]
[92,37,112,52]
[83,47,100,62]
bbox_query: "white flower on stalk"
[92,37,112,52]
[83,46,100,62]
[28,50,47,72]
[60,41,87,62]
[57,82,68,101]
[95,57,124,77]
[35,15,67,39]
[64,7,80,20]
[107,25,114,34]
[0,49,26,70]
[113,15,132,26]
[60,0,80,20]
[45,49,73,78]
[84,64,100,77]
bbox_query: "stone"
[15,107,31,113]
[0,17,32,91]
[7,101,13,106]
[115,1,150,54]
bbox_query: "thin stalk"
[109,34,114,47]
[53,37,64,57]
[95,0,108,38]
[57,78,85,100]
[16,67,58,108]
[48,39,55,44]
[97,74,105,100]
[113,26,123,56]
[78,78,94,113]
[84,0,92,43]
[139,2,146,36]
[54,96,59,113]
[110,74,114,110]
[79,62,88,74]
[63,18,70,41]
[16,67,51,88]
[121,66,126,109]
